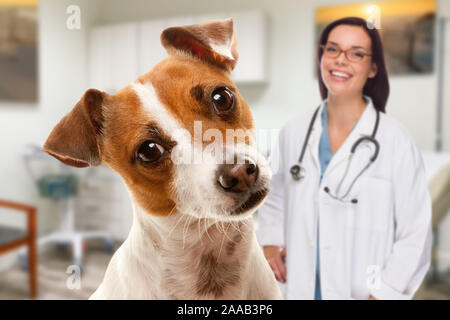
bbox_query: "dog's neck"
[126,202,255,298]
[130,202,253,254]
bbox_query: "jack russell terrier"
[43,18,282,299]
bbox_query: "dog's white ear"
[43,89,106,168]
[161,18,239,72]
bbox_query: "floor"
[415,280,450,300]
[0,240,113,300]
[0,241,449,300]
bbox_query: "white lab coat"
[256,97,432,300]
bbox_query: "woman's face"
[320,25,377,98]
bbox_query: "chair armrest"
[0,199,36,238]
[0,199,35,213]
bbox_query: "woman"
[257,17,432,300]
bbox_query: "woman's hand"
[263,246,287,283]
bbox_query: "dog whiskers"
[230,220,249,244]
[182,213,194,250]
[167,205,177,217]
[216,223,230,264]
[221,221,235,244]
[167,211,185,241]
[197,217,204,246]
[203,217,214,243]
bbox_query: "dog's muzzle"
[216,157,259,193]
[215,157,268,216]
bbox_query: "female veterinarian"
[257,17,432,300]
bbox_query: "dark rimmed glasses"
[320,43,372,62]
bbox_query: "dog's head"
[44,19,271,221]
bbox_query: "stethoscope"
[290,105,380,204]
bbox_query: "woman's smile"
[329,69,353,82]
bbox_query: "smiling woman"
[258,16,432,300]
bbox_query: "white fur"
[90,197,282,299]
[131,82,183,136]
[210,41,234,61]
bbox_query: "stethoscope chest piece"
[290,164,305,181]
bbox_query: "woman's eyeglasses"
[320,43,372,62]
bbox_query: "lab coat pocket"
[352,176,393,232]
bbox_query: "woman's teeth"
[331,71,351,79]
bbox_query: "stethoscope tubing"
[290,104,380,203]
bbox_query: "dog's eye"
[211,87,235,112]
[137,141,165,163]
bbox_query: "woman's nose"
[335,51,348,64]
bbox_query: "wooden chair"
[0,199,37,299]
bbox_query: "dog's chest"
[156,223,249,299]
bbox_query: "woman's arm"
[369,138,432,300]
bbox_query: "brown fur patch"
[140,55,254,147]
[190,84,203,102]
[196,251,240,297]
[225,232,243,256]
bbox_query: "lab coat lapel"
[307,101,326,175]
[321,97,378,186]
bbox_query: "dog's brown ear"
[43,89,106,168]
[161,18,238,72]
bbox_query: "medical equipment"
[20,144,114,268]
[290,106,380,203]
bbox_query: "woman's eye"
[351,51,364,58]
[211,87,235,112]
[326,46,338,53]
[137,141,165,163]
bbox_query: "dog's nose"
[217,158,259,193]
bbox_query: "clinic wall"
[95,0,449,153]
[0,0,97,269]
[442,1,450,153]
[438,0,450,272]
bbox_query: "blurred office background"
[0,0,449,299]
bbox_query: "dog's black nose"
[217,158,259,193]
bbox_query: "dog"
[43,18,282,299]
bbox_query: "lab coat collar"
[308,95,378,180]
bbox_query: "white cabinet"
[112,23,139,89]
[193,12,229,24]
[88,11,267,92]
[139,19,170,75]
[231,11,268,83]
[88,23,138,93]
[89,25,113,92]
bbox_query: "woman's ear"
[368,62,378,79]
